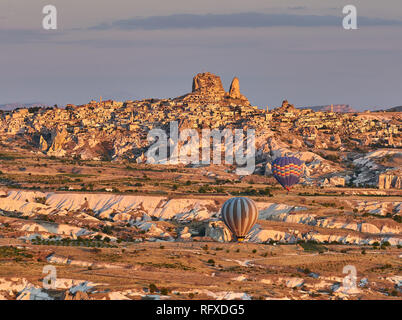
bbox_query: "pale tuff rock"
[283,278,304,288]
[205,221,233,242]
[192,72,225,96]
[47,126,69,157]
[229,77,241,99]
[38,135,48,151]
[207,291,251,300]
[17,288,53,300]
[1,190,401,246]
[260,277,304,288]
[276,100,299,114]
[329,176,345,187]
[184,72,250,106]
[360,223,381,234]
[106,292,132,300]
[179,226,192,239]
[353,149,402,187]
[263,210,400,236]
[136,221,166,237]
[46,253,124,269]
[257,203,306,220]
[20,222,91,238]
[54,279,101,292]
[0,278,35,295]
[232,275,247,282]
[353,200,401,216]
[0,278,57,300]
[378,170,402,190]
[249,228,288,243]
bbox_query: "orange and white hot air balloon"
[220,197,258,242]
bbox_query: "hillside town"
[0,72,400,190]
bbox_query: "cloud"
[1,12,401,46]
[288,6,307,11]
[90,12,402,31]
[0,29,64,44]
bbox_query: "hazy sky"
[1,0,402,110]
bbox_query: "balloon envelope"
[271,156,303,191]
[220,197,258,242]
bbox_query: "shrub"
[300,242,328,254]
[34,197,47,205]
[382,241,391,247]
[393,215,402,223]
[149,283,158,293]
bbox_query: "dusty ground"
[0,149,401,300]
[0,238,401,300]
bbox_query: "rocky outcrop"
[275,100,299,114]
[378,170,402,189]
[184,72,250,106]
[47,126,69,157]
[229,77,241,99]
[38,135,48,152]
[192,72,225,96]
[329,176,345,187]
[205,221,232,242]
[353,150,402,187]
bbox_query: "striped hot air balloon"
[271,156,303,192]
[220,197,258,242]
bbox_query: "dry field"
[0,238,401,300]
[0,148,401,300]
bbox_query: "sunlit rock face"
[184,72,250,106]
[192,72,226,96]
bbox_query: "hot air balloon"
[220,197,258,242]
[271,156,303,192]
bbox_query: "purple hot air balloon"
[271,156,304,192]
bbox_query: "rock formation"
[183,72,250,106]
[378,170,402,189]
[38,135,48,152]
[192,72,225,96]
[47,126,68,157]
[229,77,241,99]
